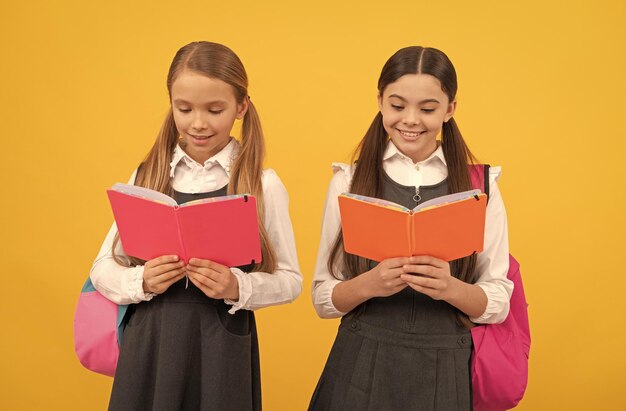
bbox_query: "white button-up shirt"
[311,141,513,324]
[90,138,302,313]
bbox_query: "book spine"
[408,213,415,256]
[174,206,189,263]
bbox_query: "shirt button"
[415,165,420,171]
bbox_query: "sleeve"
[469,166,514,324]
[89,169,156,305]
[311,163,352,319]
[223,169,302,314]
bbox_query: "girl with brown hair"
[90,41,302,410]
[309,46,513,410]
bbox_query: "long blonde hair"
[112,41,277,272]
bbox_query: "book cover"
[106,183,262,267]
[338,189,487,262]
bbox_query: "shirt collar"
[382,139,447,166]
[169,137,239,177]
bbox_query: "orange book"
[338,190,487,262]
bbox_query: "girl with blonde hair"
[90,41,302,410]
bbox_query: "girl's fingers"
[188,258,229,272]
[188,271,219,289]
[382,257,411,269]
[188,258,211,268]
[145,268,185,289]
[144,258,184,277]
[402,264,441,278]
[187,265,228,282]
[400,273,440,289]
[146,255,180,269]
[187,275,210,296]
[160,271,186,288]
[186,265,219,279]
[184,265,206,276]
[157,267,186,282]
[188,275,220,299]
[386,267,408,278]
[144,268,186,294]
[152,261,185,276]
[388,278,408,289]
[405,282,435,297]
[408,255,447,269]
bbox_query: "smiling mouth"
[189,134,212,140]
[396,129,425,138]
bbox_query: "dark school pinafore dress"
[309,173,473,411]
[109,185,262,411]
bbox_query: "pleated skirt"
[109,281,261,411]
[309,316,472,411]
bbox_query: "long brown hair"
[329,46,478,286]
[112,41,277,272]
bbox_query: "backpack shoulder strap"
[483,164,490,199]
[468,164,491,200]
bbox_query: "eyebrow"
[388,94,440,104]
[172,98,228,105]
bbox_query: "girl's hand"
[400,255,461,301]
[186,258,239,300]
[143,255,186,294]
[360,257,410,298]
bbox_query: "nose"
[191,112,208,131]
[402,109,420,126]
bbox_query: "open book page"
[340,189,482,213]
[110,183,177,206]
[182,194,249,208]
[338,194,412,261]
[340,193,409,212]
[338,190,487,262]
[107,186,262,265]
[107,189,182,260]
[178,196,262,266]
[413,189,482,212]
[411,193,487,261]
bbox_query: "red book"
[107,184,262,266]
[338,189,487,262]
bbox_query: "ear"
[377,93,383,112]
[443,99,457,123]
[236,96,250,120]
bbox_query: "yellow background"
[1,0,625,409]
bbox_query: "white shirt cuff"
[224,267,251,314]
[313,279,347,318]
[128,266,156,302]
[470,282,511,324]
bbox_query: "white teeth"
[398,129,423,137]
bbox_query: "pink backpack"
[73,277,128,377]
[469,164,531,411]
